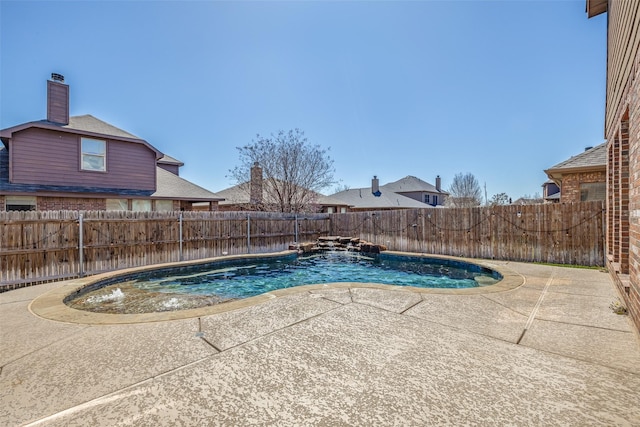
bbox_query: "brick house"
[544,143,606,203]
[587,0,640,331]
[0,74,223,211]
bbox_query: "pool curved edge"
[29,250,523,325]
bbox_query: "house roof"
[330,187,430,209]
[548,143,606,170]
[1,115,163,160]
[381,175,448,194]
[153,168,223,201]
[64,115,141,139]
[216,180,348,207]
[158,154,184,166]
[545,143,606,175]
[512,197,543,205]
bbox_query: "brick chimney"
[250,162,263,204]
[436,175,441,192]
[372,176,381,197]
[47,73,69,125]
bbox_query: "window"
[340,207,347,213]
[326,206,335,213]
[132,199,152,211]
[106,199,128,211]
[580,182,606,201]
[81,138,106,171]
[5,196,36,211]
[433,195,438,206]
[155,200,174,211]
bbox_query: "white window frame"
[81,137,106,172]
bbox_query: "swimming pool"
[66,251,502,314]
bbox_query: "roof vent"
[51,73,65,82]
[584,146,593,151]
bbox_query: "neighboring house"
[542,180,560,203]
[587,0,639,332]
[0,74,223,211]
[329,175,447,211]
[543,143,607,203]
[215,162,350,213]
[512,197,543,205]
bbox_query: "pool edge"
[29,251,524,325]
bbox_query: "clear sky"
[1,0,607,201]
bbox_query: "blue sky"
[1,0,607,200]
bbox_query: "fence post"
[179,212,183,261]
[78,213,84,277]
[295,214,299,243]
[247,214,251,254]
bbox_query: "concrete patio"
[1,259,640,426]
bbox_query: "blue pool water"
[134,251,500,298]
[67,251,502,314]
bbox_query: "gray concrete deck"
[1,260,639,426]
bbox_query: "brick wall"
[606,40,639,333]
[560,171,606,203]
[0,196,4,210]
[36,197,106,211]
[626,49,640,332]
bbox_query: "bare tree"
[445,173,483,207]
[228,129,335,213]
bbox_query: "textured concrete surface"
[1,260,640,426]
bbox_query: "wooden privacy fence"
[1,201,604,288]
[0,210,331,288]
[331,201,605,266]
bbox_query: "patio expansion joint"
[202,303,348,354]
[481,294,531,318]
[1,324,92,369]
[399,296,425,315]
[0,297,36,306]
[22,352,219,427]
[528,315,638,335]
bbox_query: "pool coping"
[29,250,524,325]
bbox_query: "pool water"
[67,252,501,314]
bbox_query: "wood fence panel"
[0,203,604,288]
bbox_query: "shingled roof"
[546,143,606,172]
[330,187,430,210]
[381,175,448,195]
[216,180,348,208]
[153,168,223,201]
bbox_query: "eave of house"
[586,0,607,18]
[544,164,606,184]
